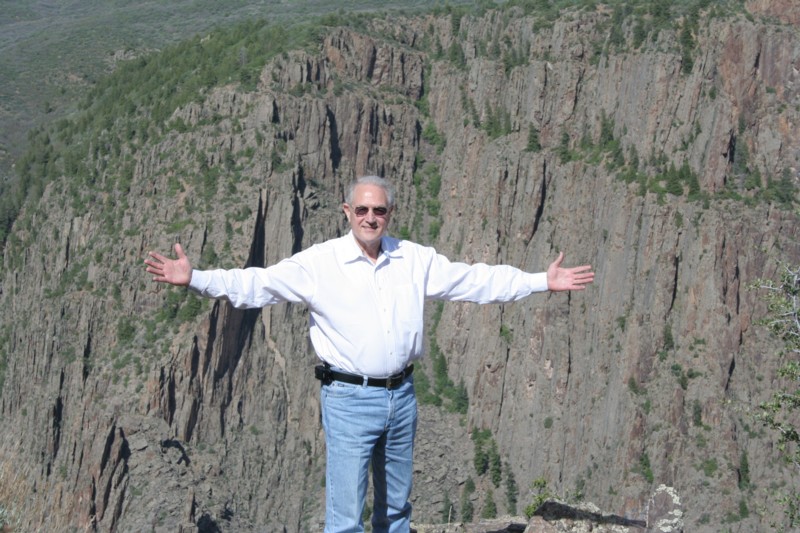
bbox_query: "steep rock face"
[1,5,799,533]
[746,0,800,25]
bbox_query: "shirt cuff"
[529,272,549,292]
[188,269,210,292]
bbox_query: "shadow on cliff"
[417,500,649,533]
[533,500,646,528]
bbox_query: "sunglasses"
[352,205,389,217]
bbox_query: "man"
[145,175,594,533]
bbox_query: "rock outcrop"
[1,3,799,532]
[413,484,681,532]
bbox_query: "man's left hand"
[547,252,594,291]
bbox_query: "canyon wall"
[1,4,799,532]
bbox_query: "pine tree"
[505,465,518,515]
[481,488,497,519]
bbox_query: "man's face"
[343,184,392,253]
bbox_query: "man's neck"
[359,241,382,263]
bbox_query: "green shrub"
[524,477,552,518]
[117,317,137,344]
[481,488,497,519]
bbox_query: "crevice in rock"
[89,477,97,530]
[203,304,220,380]
[668,254,679,315]
[100,430,130,527]
[568,67,585,118]
[246,194,267,269]
[724,355,736,392]
[108,438,130,532]
[531,161,547,241]
[189,335,200,379]
[719,234,727,302]
[183,337,203,442]
[291,168,307,255]
[496,169,510,260]
[52,392,63,461]
[184,394,200,443]
[65,233,70,269]
[99,423,117,476]
[167,365,176,426]
[327,106,342,172]
[367,104,378,146]
[157,368,171,425]
[108,478,126,533]
[566,295,572,383]
[725,131,736,166]
[734,259,740,315]
[200,225,210,265]
[497,309,509,419]
[82,329,92,383]
[366,45,377,80]
[271,100,280,124]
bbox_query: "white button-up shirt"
[189,231,548,377]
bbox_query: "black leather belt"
[315,364,414,389]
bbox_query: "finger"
[143,257,164,268]
[148,251,169,263]
[174,243,186,259]
[146,268,165,281]
[548,252,564,272]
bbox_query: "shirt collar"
[341,231,401,265]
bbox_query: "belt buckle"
[386,370,404,389]
[314,364,333,384]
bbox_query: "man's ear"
[342,203,350,222]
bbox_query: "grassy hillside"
[0,0,476,252]
[0,0,467,175]
[0,0,766,252]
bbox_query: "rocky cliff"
[1,3,799,532]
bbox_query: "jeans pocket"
[322,380,360,399]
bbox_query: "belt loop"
[362,375,369,387]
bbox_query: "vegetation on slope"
[0,0,798,528]
[2,0,795,256]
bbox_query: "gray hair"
[346,176,396,208]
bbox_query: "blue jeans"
[320,376,417,533]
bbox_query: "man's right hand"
[144,243,193,286]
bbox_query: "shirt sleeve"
[188,257,315,309]
[424,251,548,303]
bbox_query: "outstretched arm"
[547,252,594,291]
[144,243,193,286]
